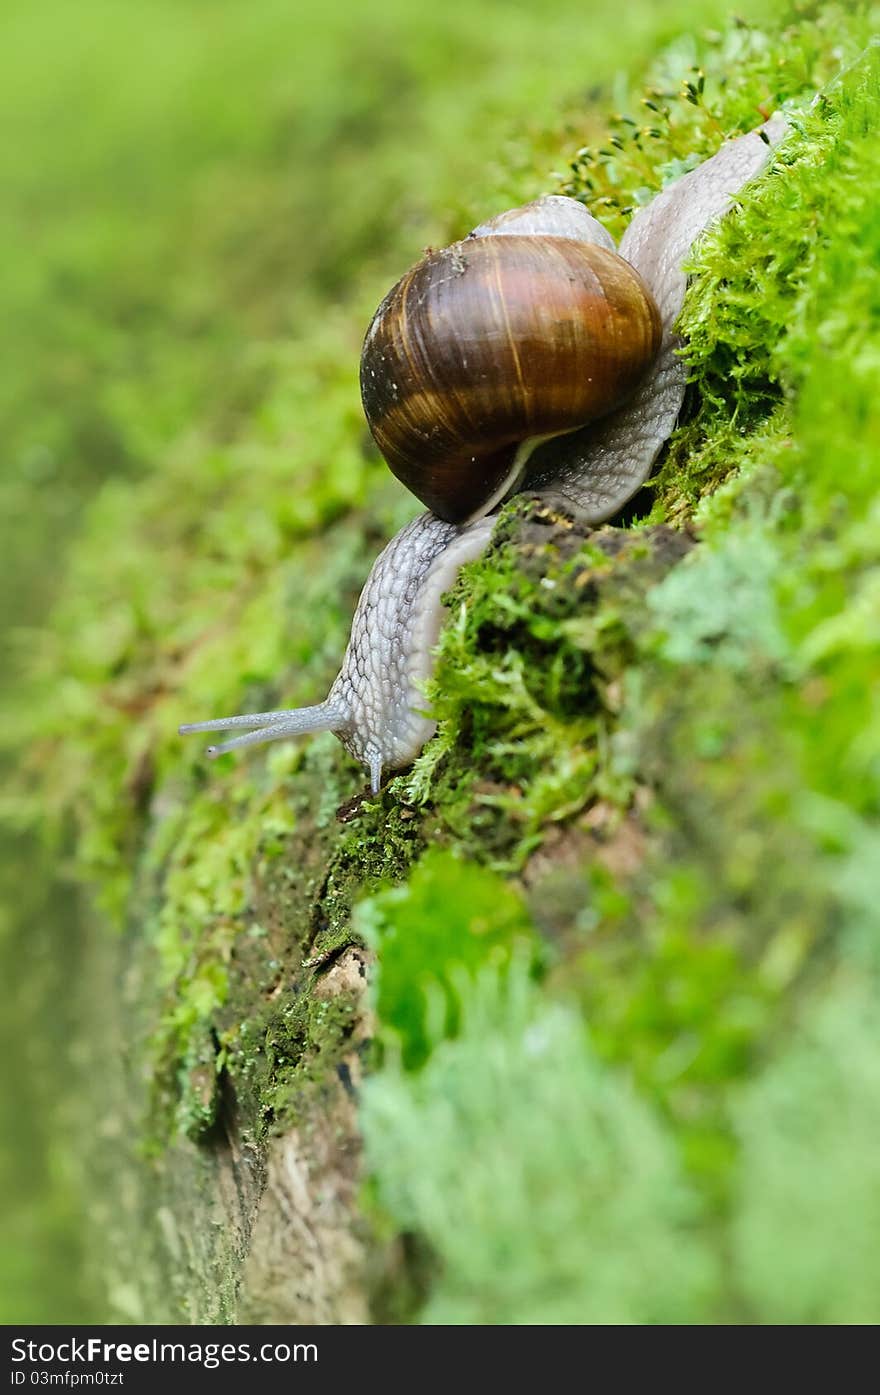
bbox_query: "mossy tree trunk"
[102,507,684,1324]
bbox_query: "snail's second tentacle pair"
[180,116,787,792]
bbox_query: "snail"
[180,115,787,793]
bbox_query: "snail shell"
[360,232,662,524]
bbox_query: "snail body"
[181,117,787,790]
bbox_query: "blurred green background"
[0,0,803,1323]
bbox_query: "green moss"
[356,849,539,1070]
[400,514,692,868]
[363,964,719,1324]
[732,977,880,1322]
[235,975,364,1135]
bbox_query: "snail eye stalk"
[179,700,349,759]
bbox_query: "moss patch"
[356,849,539,1070]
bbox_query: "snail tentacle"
[179,700,351,758]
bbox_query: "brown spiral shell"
[359,234,662,524]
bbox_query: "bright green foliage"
[5,0,880,1326]
[363,966,718,1324]
[731,977,880,1323]
[356,849,538,1069]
